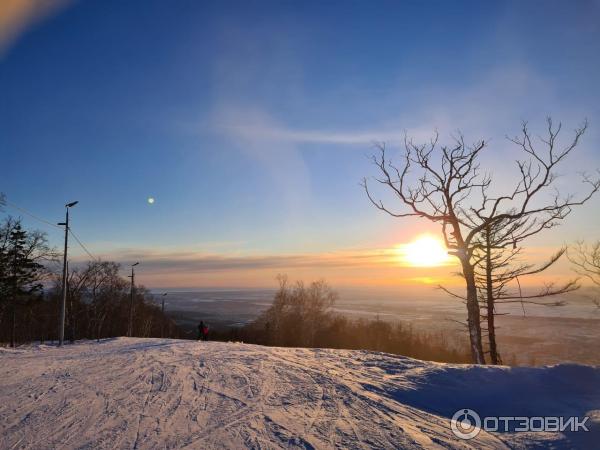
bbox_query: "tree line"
[212,276,472,364]
[0,212,181,346]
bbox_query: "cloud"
[88,247,398,274]
[70,245,464,289]
[212,65,564,148]
[210,104,314,223]
[211,64,600,196]
[216,116,407,146]
[67,242,575,289]
[0,0,71,58]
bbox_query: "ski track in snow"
[0,338,598,449]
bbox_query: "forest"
[0,215,180,346]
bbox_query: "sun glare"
[396,235,453,267]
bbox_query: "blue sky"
[1,0,599,288]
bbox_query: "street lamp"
[58,201,78,346]
[127,262,139,337]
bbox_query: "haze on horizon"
[2,0,600,291]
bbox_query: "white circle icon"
[451,408,481,440]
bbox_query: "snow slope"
[0,338,598,449]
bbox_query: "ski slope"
[0,338,598,449]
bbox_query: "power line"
[4,201,61,229]
[3,200,98,261]
[69,228,98,261]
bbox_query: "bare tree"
[469,220,578,364]
[364,118,599,364]
[569,240,600,309]
[259,275,337,348]
[65,263,94,342]
[86,261,123,341]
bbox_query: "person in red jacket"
[198,321,209,341]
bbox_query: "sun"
[396,235,453,267]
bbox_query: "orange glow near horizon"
[395,235,454,267]
[86,239,574,290]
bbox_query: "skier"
[202,322,209,341]
[197,321,205,341]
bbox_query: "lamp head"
[66,201,79,208]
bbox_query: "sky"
[1,0,600,289]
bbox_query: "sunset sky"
[1,0,600,289]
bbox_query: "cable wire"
[4,201,62,229]
[4,200,99,261]
[69,229,98,261]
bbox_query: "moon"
[147,197,155,204]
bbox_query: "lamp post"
[127,262,139,337]
[58,201,78,346]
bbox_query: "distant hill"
[0,338,598,449]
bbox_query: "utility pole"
[10,238,17,348]
[161,292,167,338]
[58,201,78,346]
[127,262,139,337]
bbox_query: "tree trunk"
[487,300,499,365]
[462,261,485,364]
[485,228,500,365]
[10,301,16,348]
[10,249,17,348]
[97,312,105,343]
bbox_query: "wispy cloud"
[0,0,71,58]
[211,65,567,148]
[74,245,463,289]
[209,104,314,224]
[209,63,600,199]
[89,247,399,273]
[216,116,407,146]
[67,242,574,289]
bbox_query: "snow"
[0,338,598,449]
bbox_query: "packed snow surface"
[0,338,598,449]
